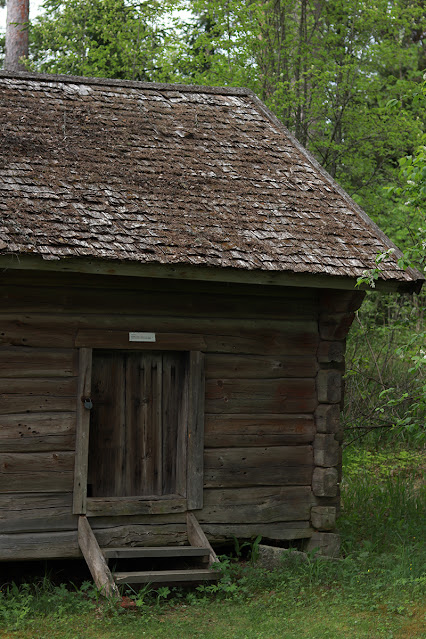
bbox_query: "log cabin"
[0,71,423,593]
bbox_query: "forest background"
[0,2,425,635]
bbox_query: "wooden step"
[114,568,220,585]
[102,546,211,559]
[78,513,220,598]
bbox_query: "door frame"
[72,340,205,516]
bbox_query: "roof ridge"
[0,70,252,97]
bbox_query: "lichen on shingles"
[0,73,418,284]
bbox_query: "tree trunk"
[4,0,29,71]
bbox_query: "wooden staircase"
[78,513,220,598]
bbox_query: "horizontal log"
[199,486,314,523]
[0,282,317,319]
[206,379,317,414]
[0,316,318,354]
[0,347,78,378]
[0,472,74,493]
[0,521,313,560]
[310,506,336,531]
[316,370,342,404]
[0,530,81,560]
[86,496,187,517]
[95,524,188,549]
[0,312,317,337]
[76,330,206,351]
[89,513,186,528]
[0,452,75,474]
[93,521,314,545]
[312,467,338,497]
[203,325,318,355]
[0,395,76,415]
[203,522,313,542]
[319,313,355,340]
[204,446,313,487]
[305,532,340,557]
[317,341,345,364]
[205,354,318,379]
[314,435,340,467]
[0,322,75,348]
[0,493,75,533]
[0,452,74,492]
[0,494,189,534]
[312,494,340,509]
[204,414,315,447]
[0,378,77,395]
[0,269,312,297]
[0,523,188,560]
[0,412,76,452]
[319,290,365,314]
[78,326,318,356]
[315,404,341,434]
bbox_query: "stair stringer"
[186,511,219,567]
[77,515,120,600]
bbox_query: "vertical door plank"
[151,355,163,495]
[162,353,187,495]
[88,352,126,497]
[73,348,92,514]
[175,355,189,497]
[130,354,162,496]
[125,353,138,496]
[187,351,205,510]
[161,353,176,495]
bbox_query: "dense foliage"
[346,77,425,448]
[27,0,176,80]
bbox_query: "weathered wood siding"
[0,270,363,559]
[307,289,365,546]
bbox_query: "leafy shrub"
[343,291,425,447]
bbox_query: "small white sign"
[129,332,156,342]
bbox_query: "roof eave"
[0,254,422,294]
[246,92,423,287]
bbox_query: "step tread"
[102,546,211,559]
[114,568,220,584]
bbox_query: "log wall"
[0,269,364,560]
[306,289,365,549]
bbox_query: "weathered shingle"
[0,72,422,286]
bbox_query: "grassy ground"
[0,447,425,639]
[0,596,424,639]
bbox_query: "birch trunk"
[4,0,29,71]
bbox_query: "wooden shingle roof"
[0,72,423,291]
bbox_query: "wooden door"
[87,351,187,498]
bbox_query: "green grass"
[340,447,425,553]
[1,447,425,638]
[0,578,424,639]
[1,597,424,639]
